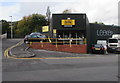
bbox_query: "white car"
[97,40,108,54]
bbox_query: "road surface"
[2,39,119,82]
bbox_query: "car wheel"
[25,41,29,44]
[104,50,108,54]
[91,51,94,54]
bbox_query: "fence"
[28,38,87,54]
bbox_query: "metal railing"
[28,38,86,48]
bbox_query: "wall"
[30,42,87,54]
[0,33,7,39]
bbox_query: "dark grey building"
[89,23,120,52]
[51,13,120,53]
[52,14,89,38]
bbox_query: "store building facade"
[51,13,120,53]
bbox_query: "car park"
[91,44,107,54]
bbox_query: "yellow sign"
[42,26,49,32]
[61,19,75,25]
[53,29,56,34]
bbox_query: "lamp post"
[9,16,13,38]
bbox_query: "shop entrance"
[57,30,86,39]
[55,30,86,45]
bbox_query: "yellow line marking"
[6,57,93,60]
[4,40,23,58]
[40,57,94,60]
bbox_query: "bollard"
[56,38,57,48]
[30,42,32,46]
[40,41,43,48]
[48,37,52,43]
[70,39,72,47]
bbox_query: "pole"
[76,33,77,45]
[63,33,64,45]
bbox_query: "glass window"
[31,35,38,38]
[108,39,118,43]
[94,44,102,47]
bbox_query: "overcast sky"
[0,0,119,25]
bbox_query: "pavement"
[8,41,35,58]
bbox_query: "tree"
[94,21,104,25]
[14,13,47,38]
[1,20,9,34]
[62,9,72,13]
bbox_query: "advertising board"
[61,19,75,27]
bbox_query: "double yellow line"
[4,40,47,59]
[4,40,93,60]
[4,40,24,59]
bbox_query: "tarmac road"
[2,39,119,81]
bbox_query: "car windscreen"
[37,35,43,38]
[30,35,38,38]
[30,32,42,35]
[97,41,107,46]
[108,39,118,43]
[94,44,102,48]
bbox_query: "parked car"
[91,44,107,54]
[24,35,31,44]
[30,32,42,35]
[115,47,120,53]
[24,32,47,44]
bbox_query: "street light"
[9,16,13,38]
